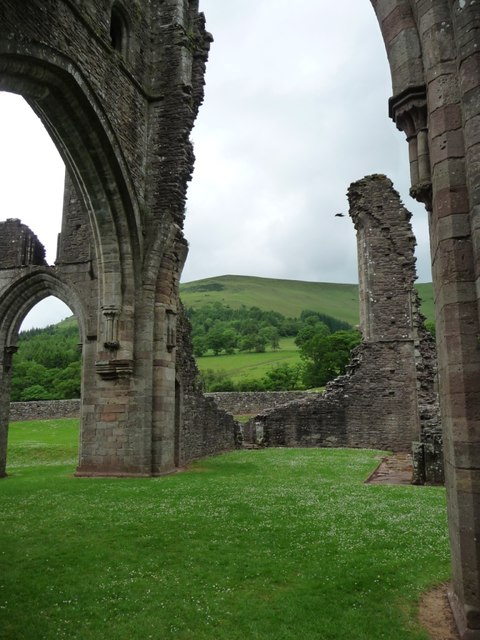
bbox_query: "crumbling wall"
[175,305,240,465]
[205,391,315,415]
[0,219,46,269]
[248,176,441,470]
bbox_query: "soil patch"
[419,584,459,640]
[365,453,413,485]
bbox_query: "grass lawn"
[0,420,450,639]
[196,337,302,383]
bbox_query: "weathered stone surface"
[0,1,236,479]
[374,2,480,636]
[247,175,441,466]
[0,219,46,269]
[206,391,316,416]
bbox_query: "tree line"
[11,322,81,401]
[10,304,362,400]
[188,302,352,357]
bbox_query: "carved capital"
[390,85,432,210]
[3,345,18,371]
[102,305,119,350]
[389,85,428,134]
[409,181,433,211]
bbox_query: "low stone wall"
[9,392,316,424]
[9,399,80,422]
[205,391,316,416]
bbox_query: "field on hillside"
[196,337,301,383]
[1,419,450,640]
[181,275,361,325]
[11,275,435,399]
[180,275,435,325]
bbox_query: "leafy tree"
[192,335,208,357]
[295,321,330,349]
[20,384,52,402]
[199,369,236,392]
[262,363,304,390]
[253,334,267,353]
[11,319,81,401]
[236,377,267,391]
[238,334,257,353]
[298,327,362,388]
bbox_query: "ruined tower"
[246,175,438,455]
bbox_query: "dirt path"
[420,585,460,640]
[365,453,414,485]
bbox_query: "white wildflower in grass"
[0,421,450,640]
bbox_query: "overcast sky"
[0,1,431,330]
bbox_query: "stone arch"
[0,3,231,479]
[0,267,87,476]
[0,48,141,348]
[0,269,87,348]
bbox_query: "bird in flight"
[334,213,345,217]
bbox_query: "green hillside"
[10,275,434,399]
[180,274,434,324]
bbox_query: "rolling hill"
[11,275,435,398]
[180,274,435,324]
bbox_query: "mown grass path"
[0,420,449,639]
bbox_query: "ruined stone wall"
[248,176,440,455]
[205,391,316,416]
[8,392,315,424]
[0,219,46,269]
[175,305,240,465]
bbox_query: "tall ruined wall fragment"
[248,175,440,458]
[0,219,46,269]
[176,306,240,465]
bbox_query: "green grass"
[197,337,301,382]
[1,420,450,640]
[180,274,435,325]
[415,283,435,323]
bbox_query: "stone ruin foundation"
[245,175,443,484]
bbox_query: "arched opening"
[0,51,142,329]
[0,93,64,267]
[110,4,129,59]
[7,297,81,475]
[0,37,146,477]
[13,297,79,403]
[0,268,88,476]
